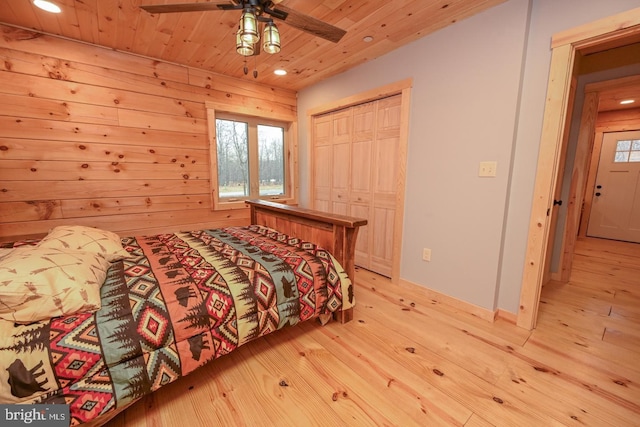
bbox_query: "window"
[206,103,297,210]
[614,139,640,163]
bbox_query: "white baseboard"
[398,278,497,323]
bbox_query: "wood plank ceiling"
[0,0,507,90]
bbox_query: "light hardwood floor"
[108,237,640,426]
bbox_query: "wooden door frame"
[307,78,413,284]
[517,7,640,330]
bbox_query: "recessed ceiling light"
[274,69,287,76]
[620,99,635,105]
[363,36,374,43]
[33,0,61,13]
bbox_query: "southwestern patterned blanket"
[0,225,353,425]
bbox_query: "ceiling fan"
[139,1,347,56]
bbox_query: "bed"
[0,200,366,426]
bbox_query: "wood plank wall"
[596,107,640,132]
[0,24,297,242]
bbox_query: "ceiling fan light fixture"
[236,29,254,56]
[263,22,281,54]
[239,8,260,45]
[136,1,346,77]
[33,0,61,13]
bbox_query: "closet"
[311,94,402,277]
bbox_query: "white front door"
[587,130,640,243]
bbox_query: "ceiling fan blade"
[270,5,346,43]
[139,2,238,14]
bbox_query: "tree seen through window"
[258,124,285,196]
[215,117,286,199]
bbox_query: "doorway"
[553,77,640,284]
[517,8,640,330]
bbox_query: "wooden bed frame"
[78,200,366,427]
[246,199,367,323]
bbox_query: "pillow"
[37,225,129,262]
[0,247,111,323]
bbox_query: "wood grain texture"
[0,25,296,241]
[102,236,639,426]
[518,43,575,329]
[311,86,410,280]
[247,199,365,324]
[0,0,506,91]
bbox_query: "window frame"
[206,102,298,210]
[614,139,640,163]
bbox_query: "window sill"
[212,196,296,211]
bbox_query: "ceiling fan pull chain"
[253,55,258,78]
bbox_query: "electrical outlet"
[422,248,431,262]
[479,161,497,177]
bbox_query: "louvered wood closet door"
[312,94,401,277]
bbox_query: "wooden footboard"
[246,200,367,323]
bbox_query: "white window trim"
[206,102,298,210]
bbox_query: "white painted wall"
[297,0,640,314]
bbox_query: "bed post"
[245,200,367,323]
